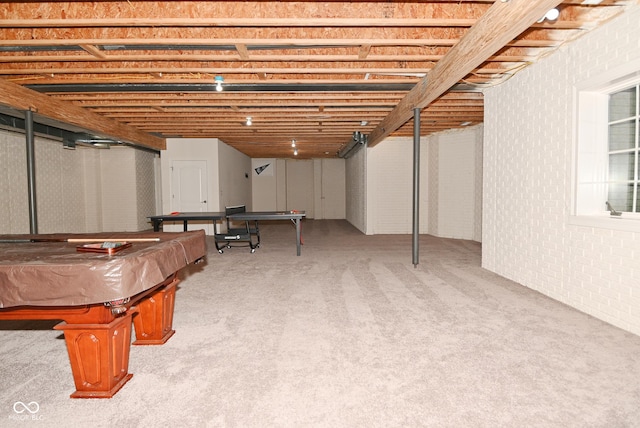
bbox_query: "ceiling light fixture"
[291,139,296,148]
[293,148,298,156]
[214,75,224,92]
[246,117,252,126]
[537,8,559,23]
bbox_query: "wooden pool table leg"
[54,311,135,399]
[132,278,179,345]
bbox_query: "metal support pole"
[25,109,38,233]
[412,107,420,267]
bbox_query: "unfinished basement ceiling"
[0,1,632,158]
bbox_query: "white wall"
[250,157,346,218]
[362,129,481,239]
[98,147,157,232]
[366,137,420,234]
[134,150,158,230]
[82,149,103,233]
[345,145,367,233]
[35,137,86,233]
[0,128,156,234]
[160,141,346,228]
[483,5,640,336]
[285,159,314,217]
[99,147,137,232]
[218,141,252,209]
[427,125,483,240]
[252,158,277,211]
[313,158,346,219]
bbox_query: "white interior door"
[320,159,346,219]
[171,160,210,232]
[286,159,313,217]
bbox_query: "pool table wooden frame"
[0,230,205,399]
[0,273,178,398]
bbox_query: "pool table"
[0,230,206,398]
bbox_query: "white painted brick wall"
[437,130,476,239]
[367,137,414,234]
[345,147,366,232]
[365,128,481,238]
[427,134,439,235]
[483,5,640,335]
[474,125,483,242]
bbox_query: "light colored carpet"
[1,220,640,427]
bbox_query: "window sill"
[569,214,640,233]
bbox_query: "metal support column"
[25,109,38,233]
[412,107,420,267]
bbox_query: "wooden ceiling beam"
[368,0,564,147]
[0,78,165,151]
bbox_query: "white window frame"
[571,58,640,232]
[607,84,639,213]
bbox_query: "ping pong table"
[148,211,224,233]
[148,210,306,255]
[228,210,306,256]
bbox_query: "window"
[573,59,640,231]
[607,85,639,213]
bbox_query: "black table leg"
[295,219,301,256]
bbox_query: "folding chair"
[214,205,258,253]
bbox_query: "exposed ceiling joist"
[0,0,630,158]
